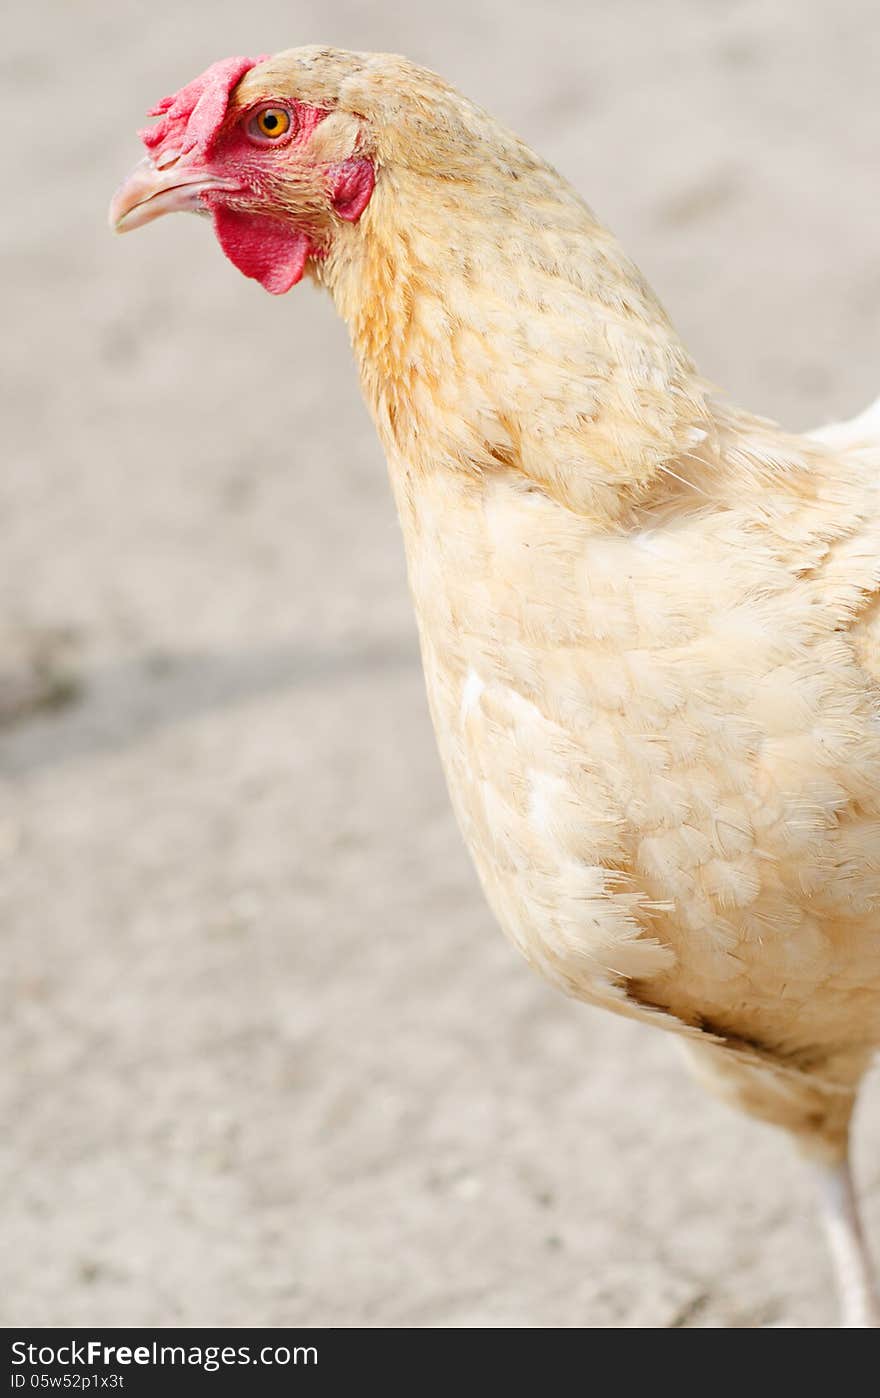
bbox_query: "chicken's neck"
[322,162,721,527]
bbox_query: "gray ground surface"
[3,0,879,1328]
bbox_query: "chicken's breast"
[396,430,880,1078]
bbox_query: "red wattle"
[212,206,313,295]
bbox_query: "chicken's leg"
[815,1158,880,1327]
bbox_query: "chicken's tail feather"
[808,394,880,452]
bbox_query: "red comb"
[139,54,269,159]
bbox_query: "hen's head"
[110,47,504,295]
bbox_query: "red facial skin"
[136,55,375,294]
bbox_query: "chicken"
[109,47,880,1326]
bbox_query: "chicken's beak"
[109,154,239,233]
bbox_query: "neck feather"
[321,154,719,524]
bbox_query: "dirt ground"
[3,0,879,1328]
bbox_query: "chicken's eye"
[248,107,292,142]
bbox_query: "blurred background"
[2,0,879,1327]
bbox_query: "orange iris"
[252,108,291,139]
